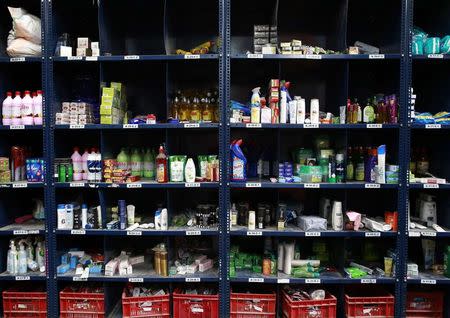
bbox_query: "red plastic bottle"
[156,145,168,183]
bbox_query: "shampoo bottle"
[296,97,305,124]
[184,158,196,183]
[332,201,343,231]
[160,208,168,230]
[280,83,288,124]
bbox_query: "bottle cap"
[6,92,12,97]
[15,91,21,96]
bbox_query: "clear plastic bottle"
[7,240,17,274]
[11,91,22,125]
[130,148,142,177]
[117,148,129,170]
[36,241,45,272]
[18,243,27,274]
[156,145,168,183]
[143,148,155,179]
[2,92,13,125]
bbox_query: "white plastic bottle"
[160,208,168,230]
[81,204,88,229]
[81,148,89,180]
[95,150,102,182]
[71,147,83,181]
[184,158,196,183]
[87,148,96,182]
[18,243,27,274]
[33,90,43,125]
[21,90,34,125]
[331,201,343,231]
[2,92,13,125]
[11,91,22,125]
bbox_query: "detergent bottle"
[231,139,247,181]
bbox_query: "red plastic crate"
[122,289,170,317]
[406,291,444,318]
[2,289,47,318]
[60,286,105,318]
[345,288,395,318]
[173,289,219,318]
[230,290,276,317]
[281,289,337,318]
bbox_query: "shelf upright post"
[396,0,413,316]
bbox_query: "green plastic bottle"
[117,148,129,170]
[130,148,142,176]
[143,148,155,179]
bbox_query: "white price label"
[184,54,200,59]
[421,231,437,237]
[304,124,319,128]
[71,230,86,235]
[361,279,377,284]
[13,230,28,235]
[127,231,142,236]
[13,183,27,188]
[249,278,264,283]
[246,183,261,188]
[304,183,320,188]
[369,54,385,59]
[184,123,200,128]
[127,183,142,188]
[10,125,25,130]
[15,276,30,281]
[123,124,138,129]
[425,124,441,129]
[124,55,140,60]
[186,230,201,236]
[365,184,381,189]
[428,54,443,59]
[28,230,40,234]
[305,279,321,284]
[409,232,421,237]
[185,277,201,282]
[424,184,439,189]
[247,53,263,59]
[247,231,262,236]
[305,54,322,60]
[421,279,436,284]
[365,232,381,237]
[277,279,290,284]
[69,124,85,129]
[10,57,25,62]
[185,183,200,188]
[86,56,98,61]
[129,278,144,282]
[73,277,88,281]
[246,123,262,128]
[366,124,382,128]
[70,182,84,188]
[68,56,82,60]
[305,232,321,237]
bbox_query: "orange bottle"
[156,146,168,183]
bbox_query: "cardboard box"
[91,42,99,50]
[76,48,92,57]
[60,46,73,57]
[92,48,100,57]
[77,37,90,49]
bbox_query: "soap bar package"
[297,216,327,231]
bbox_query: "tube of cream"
[296,98,306,124]
[340,106,346,124]
[377,145,386,184]
[127,205,135,226]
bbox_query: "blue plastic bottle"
[231,139,247,181]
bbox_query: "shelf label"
[185,277,201,282]
[304,124,319,128]
[246,123,262,128]
[127,183,142,188]
[305,279,321,284]
[15,276,30,281]
[123,124,138,129]
[129,278,144,283]
[28,230,40,234]
[428,54,443,59]
[71,230,86,235]
[186,230,201,236]
[421,231,437,237]
[369,54,385,59]
[421,279,436,284]
[13,230,29,235]
[10,57,26,62]
[184,54,200,59]
[365,184,381,189]
[73,276,88,281]
[277,279,290,284]
[305,54,322,60]
[86,56,98,61]
[124,55,140,60]
[185,182,200,188]
[247,53,263,59]
[246,182,261,188]
[248,278,264,283]
[366,124,382,128]
[247,231,262,236]
[184,123,200,128]
[70,182,84,188]
[365,232,381,237]
[304,183,320,188]
[10,125,25,130]
[409,232,421,237]
[305,232,321,237]
[425,124,441,129]
[127,231,142,236]
[361,279,377,284]
[69,124,85,129]
[424,184,439,189]
[12,183,28,188]
[67,56,82,60]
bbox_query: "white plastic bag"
[8,7,41,45]
[7,38,41,57]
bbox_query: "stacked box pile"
[56,102,96,125]
[100,82,127,125]
[254,25,278,54]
